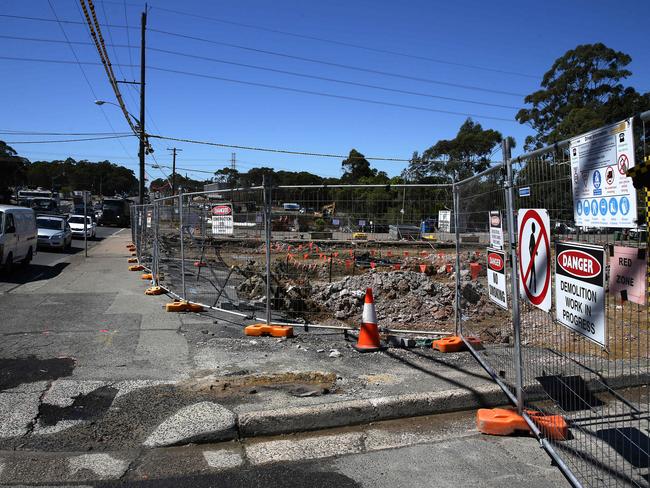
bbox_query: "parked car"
[67,215,96,239]
[0,205,37,271]
[36,215,72,251]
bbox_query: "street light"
[94,100,141,127]
[94,99,148,204]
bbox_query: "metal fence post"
[179,191,186,300]
[453,180,462,336]
[263,176,272,326]
[152,202,158,286]
[503,138,524,413]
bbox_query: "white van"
[0,205,37,271]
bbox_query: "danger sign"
[555,242,606,346]
[518,209,551,312]
[609,246,646,305]
[487,248,507,310]
[489,210,504,250]
[211,203,234,235]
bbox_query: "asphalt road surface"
[0,226,126,294]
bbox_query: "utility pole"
[138,5,147,204]
[168,147,182,195]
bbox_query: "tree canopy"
[516,43,650,149]
[405,119,503,183]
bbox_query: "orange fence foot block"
[127,258,138,263]
[145,286,164,296]
[131,253,137,257]
[477,408,530,436]
[141,273,153,280]
[128,265,144,272]
[245,324,294,338]
[477,408,569,441]
[165,301,204,313]
[432,335,483,353]
[527,410,569,441]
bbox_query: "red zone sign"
[555,241,606,347]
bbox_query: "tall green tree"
[0,141,29,190]
[341,149,376,182]
[407,119,503,183]
[516,43,650,149]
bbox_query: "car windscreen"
[68,216,90,224]
[103,201,124,209]
[37,218,64,230]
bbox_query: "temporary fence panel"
[266,184,455,330]
[508,140,649,488]
[128,112,649,486]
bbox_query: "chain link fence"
[130,112,650,487]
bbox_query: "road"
[0,226,125,294]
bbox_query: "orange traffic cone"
[353,288,385,353]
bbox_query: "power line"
[147,5,537,79]
[148,47,520,110]
[46,0,138,167]
[148,28,526,98]
[0,55,517,121]
[148,66,516,122]
[148,134,411,161]
[0,35,519,110]
[0,14,526,97]
[0,130,132,135]
[4,134,136,144]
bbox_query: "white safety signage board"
[555,241,606,347]
[517,209,551,312]
[487,248,508,310]
[211,203,234,235]
[146,210,152,228]
[570,118,637,228]
[438,210,451,233]
[489,210,504,249]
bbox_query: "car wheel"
[21,248,33,267]
[4,253,13,275]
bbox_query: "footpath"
[0,230,572,485]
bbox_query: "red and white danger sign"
[517,209,551,312]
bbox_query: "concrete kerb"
[236,383,507,439]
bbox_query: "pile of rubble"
[310,270,493,329]
[236,265,506,334]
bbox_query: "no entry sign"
[517,209,551,312]
[555,241,606,346]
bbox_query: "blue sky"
[1,0,649,182]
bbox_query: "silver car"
[36,215,72,251]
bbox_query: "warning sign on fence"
[555,241,606,346]
[211,203,234,235]
[487,248,507,310]
[608,246,646,305]
[489,210,503,249]
[438,210,451,233]
[570,118,638,228]
[517,209,551,312]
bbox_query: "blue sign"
[609,198,618,215]
[592,170,601,189]
[576,201,583,216]
[519,186,531,197]
[590,200,598,216]
[332,218,340,226]
[583,200,590,216]
[599,198,607,216]
[620,196,630,215]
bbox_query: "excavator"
[315,202,336,218]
